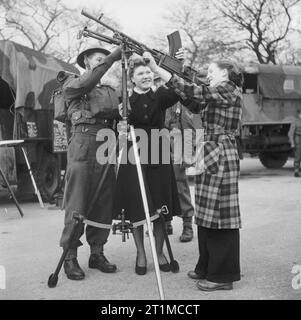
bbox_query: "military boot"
[89,245,117,273]
[64,249,85,280]
[294,161,300,177]
[179,217,193,242]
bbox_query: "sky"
[62,0,180,41]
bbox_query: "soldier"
[288,109,301,177]
[153,75,197,242]
[165,102,196,242]
[59,46,121,280]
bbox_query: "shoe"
[187,270,203,280]
[294,172,299,177]
[135,257,147,275]
[179,226,193,242]
[64,258,85,281]
[158,255,171,272]
[196,280,233,291]
[166,223,173,235]
[88,253,117,273]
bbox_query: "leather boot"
[179,217,193,242]
[64,258,85,280]
[89,253,117,273]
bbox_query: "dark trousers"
[294,136,301,174]
[194,226,241,283]
[173,164,194,221]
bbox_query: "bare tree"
[214,0,301,64]
[1,0,122,64]
[2,0,77,54]
[157,0,248,69]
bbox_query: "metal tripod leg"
[130,125,165,300]
[158,212,179,273]
[21,147,44,208]
[0,166,24,218]
[47,213,84,288]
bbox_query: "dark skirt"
[113,160,181,227]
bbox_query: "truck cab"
[241,63,301,168]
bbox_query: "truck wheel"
[35,153,59,202]
[259,152,288,169]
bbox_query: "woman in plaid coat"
[144,52,243,291]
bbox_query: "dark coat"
[113,87,182,226]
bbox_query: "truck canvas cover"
[0,40,79,111]
[257,64,301,100]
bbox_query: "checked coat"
[168,75,242,229]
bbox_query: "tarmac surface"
[0,157,301,300]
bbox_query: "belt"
[71,122,114,135]
[95,118,114,127]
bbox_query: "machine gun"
[79,10,204,85]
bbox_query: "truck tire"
[259,152,288,169]
[35,152,59,202]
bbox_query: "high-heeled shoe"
[135,257,147,275]
[158,255,171,272]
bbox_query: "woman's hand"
[175,47,185,61]
[142,52,158,72]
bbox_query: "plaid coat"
[168,75,242,229]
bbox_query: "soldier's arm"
[64,47,121,99]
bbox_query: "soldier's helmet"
[76,47,111,69]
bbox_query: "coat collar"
[130,88,156,104]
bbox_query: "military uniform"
[165,102,198,241]
[288,114,301,177]
[59,51,121,262]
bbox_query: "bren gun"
[79,10,205,85]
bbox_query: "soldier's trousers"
[173,164,194,224]
[294,136,301,174]
[59,124,116,250]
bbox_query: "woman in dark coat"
[114,59,181,275]
[144,51,243,291]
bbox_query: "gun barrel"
[81,10,118,34]
[83,28,120,46]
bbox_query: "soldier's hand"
[117,120,128,135]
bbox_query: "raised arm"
[63,47,121,99]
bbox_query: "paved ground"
[0,157,301,300]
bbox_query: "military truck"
[0,40,79,201]
[241,63,301,168]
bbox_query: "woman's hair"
[213,59,244,88]
[128,55,147,80]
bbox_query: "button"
[144,115,149,120]
[143,104,148,108]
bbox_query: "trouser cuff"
[183,216,193,226]
[65,248,77,260]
